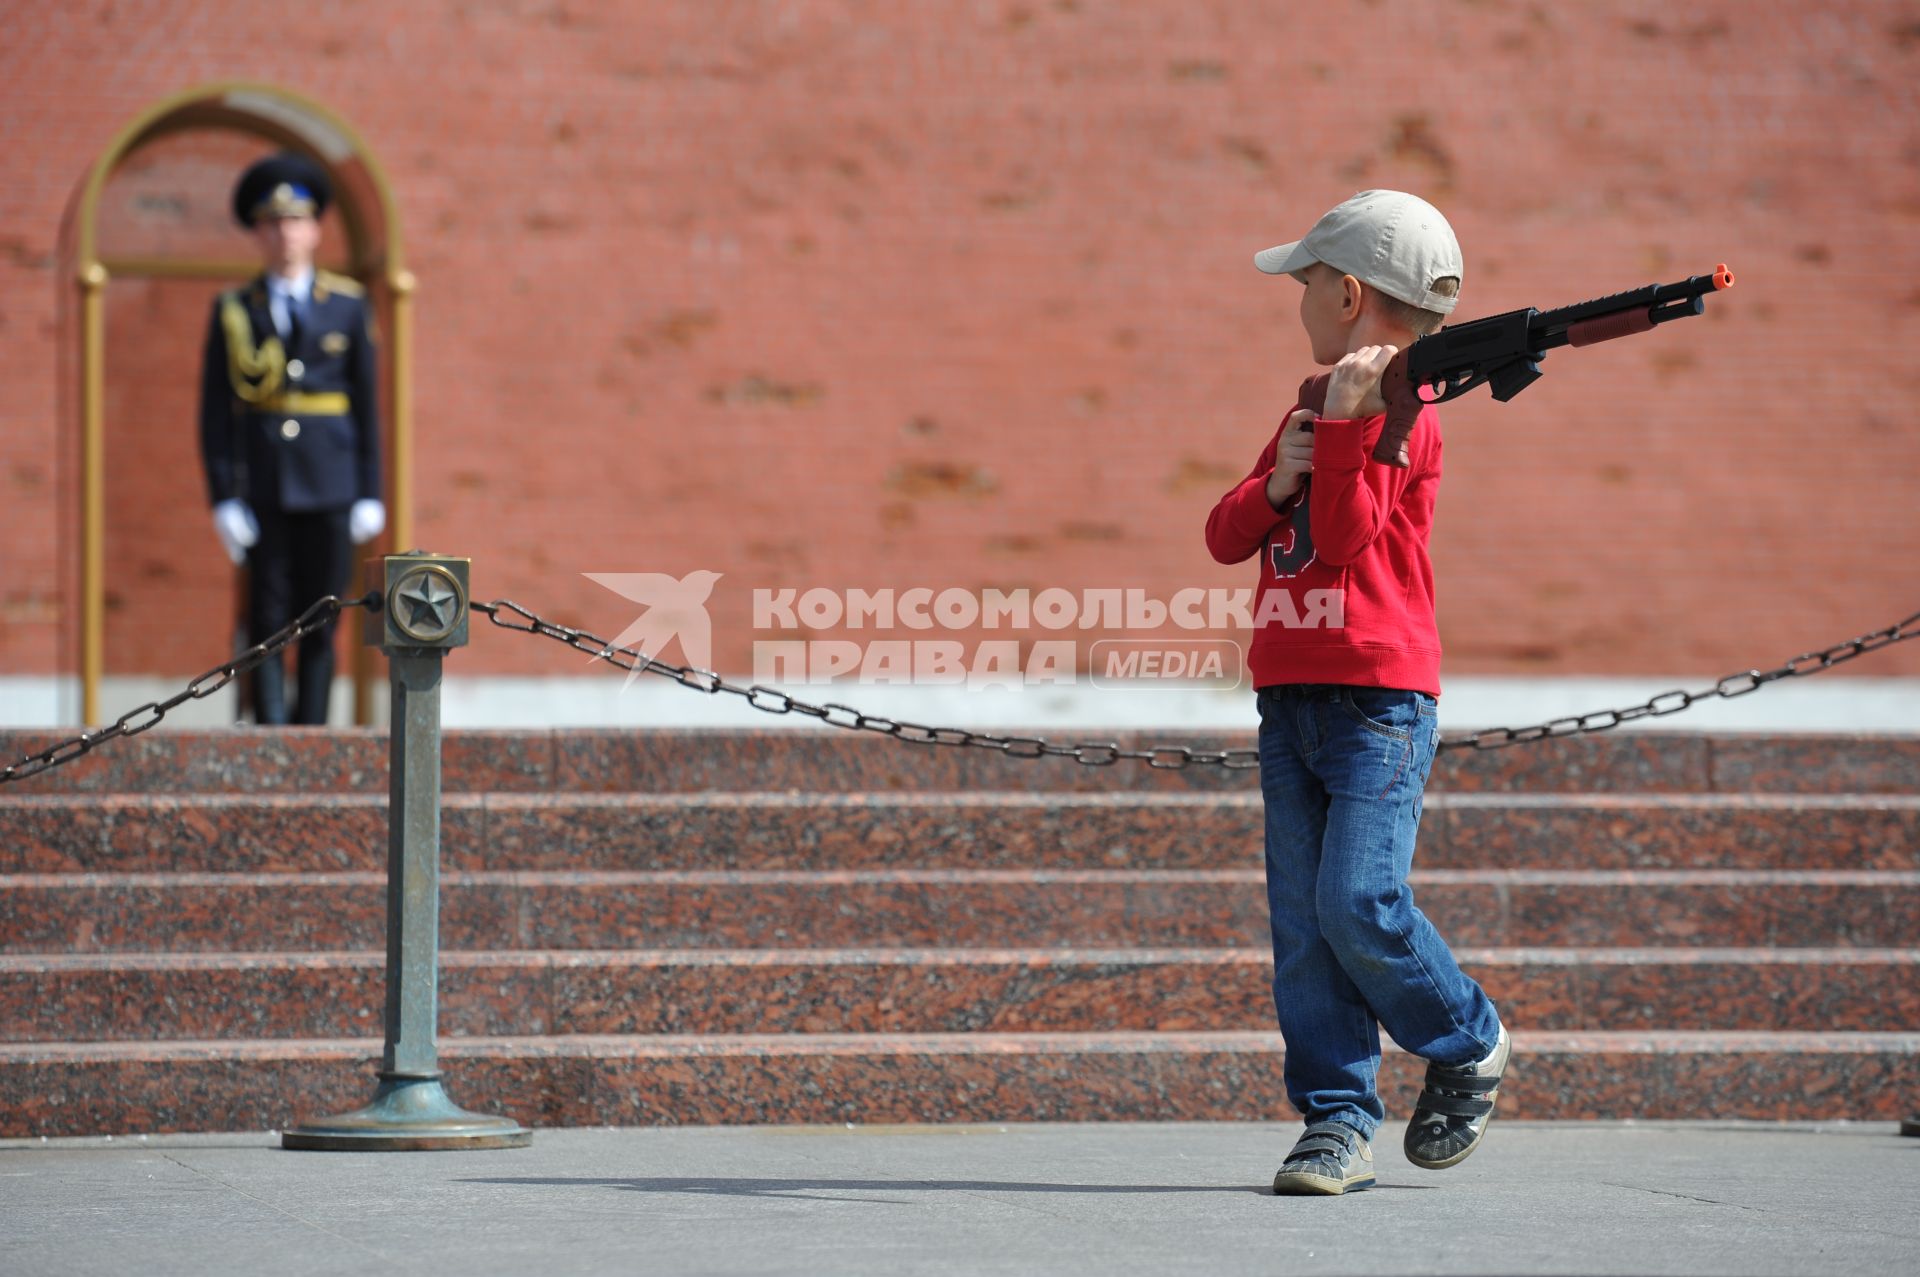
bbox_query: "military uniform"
[198,154,382,725]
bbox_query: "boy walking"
[1204,191,1508,1196]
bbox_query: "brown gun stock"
[1295,349,1421,469]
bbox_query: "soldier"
[199,152,385,725]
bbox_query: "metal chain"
[472,599,1262,770]
[474,598,1920,766]
[0,592,379,784]
[8,591,1912,782]
[1447,606,1920,751]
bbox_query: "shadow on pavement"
[457,1176,1435,1201]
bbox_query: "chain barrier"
[471,598,1920,768]
[1447,606,1920,751]
[6,592,1915,781]
[0,591,379,784]
[473,599,1262,770]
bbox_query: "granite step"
[8,792,1918,875]
[4,947,1915,1041]
[5,869,1916,953]
[5,1030,1915,1137]
[4,729,1917,796]
[5,722,1913,1137]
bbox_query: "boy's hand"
[1323,344,1398,419]
[1265,408,1316,509]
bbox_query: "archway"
[67,82,415,725]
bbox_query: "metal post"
[283,552,530,1151]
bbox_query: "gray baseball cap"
[1255,189,1464,314]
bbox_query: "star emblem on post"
[388,564,465,645]
[400,572,455,630]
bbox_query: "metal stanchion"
[282,552,531,1151]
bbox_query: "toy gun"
[1299,264,1736,467]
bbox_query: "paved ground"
[2,1121,1915,1276]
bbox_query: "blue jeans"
[1256,682,1503,1138]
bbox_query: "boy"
[1204,190,1508,1196]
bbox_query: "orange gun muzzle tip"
[1714,263,1735,289]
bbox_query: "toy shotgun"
[1299,264,1736,467]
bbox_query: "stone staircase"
[2,727,1916,1135]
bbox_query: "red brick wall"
[3,0,1916,688]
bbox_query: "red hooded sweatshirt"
[1203,403,1443,696]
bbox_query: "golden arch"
[69,81,416,725]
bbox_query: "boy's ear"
[1339,273,1365,320]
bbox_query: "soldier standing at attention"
[199,152,385,725]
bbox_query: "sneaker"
[1404,1022,1511,1170]
[1271,1121,1375,1196]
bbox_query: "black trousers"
[244,505,352,726]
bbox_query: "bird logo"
[582,570,724,692]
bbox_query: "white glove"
[349,498,386,545]
[211,499,259,565]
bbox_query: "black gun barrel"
[1529,264,1735,353]
[1391,264,1735,415]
